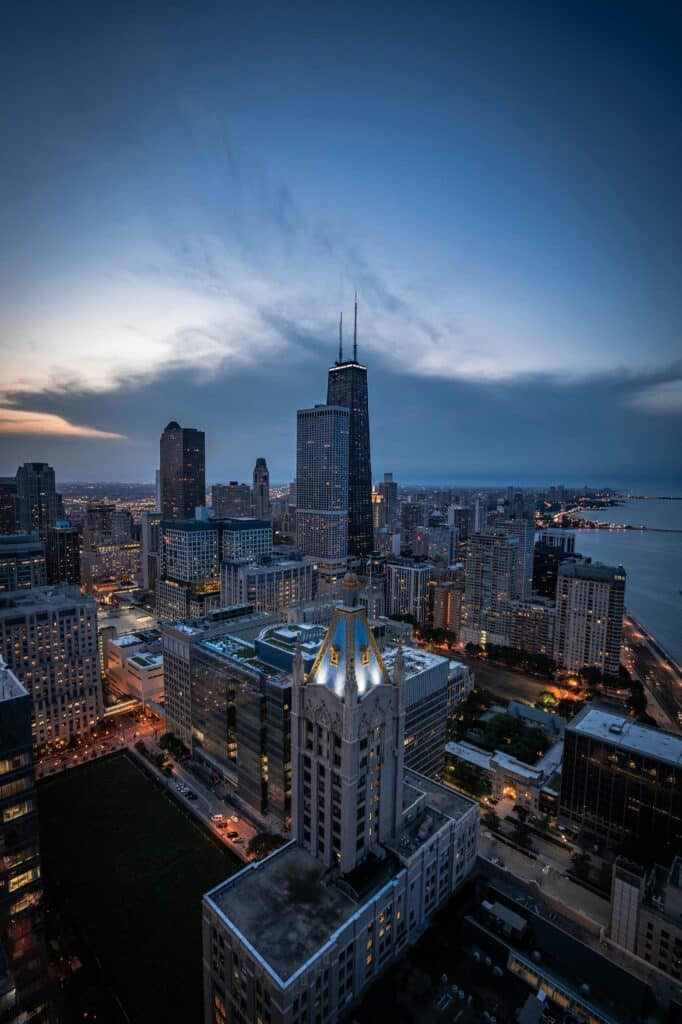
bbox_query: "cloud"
[0,407,126,440]
[629,378,682,414]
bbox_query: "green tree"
[247,833,285,860]
[482,810,500,831]
[570,852,592,881]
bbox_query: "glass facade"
[327,362,373,557]
[159,422,206,520]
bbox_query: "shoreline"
[625,611,682,681]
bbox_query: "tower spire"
[353,291,358,361]
[338,312,343,363]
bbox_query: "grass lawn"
[38,753,242,1023]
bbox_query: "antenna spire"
[353,290,358,361]
[338,312,343,363]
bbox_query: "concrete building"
[0,536,47,592]
[296,404,350,567]
[103,630,164,702]
[446,739,562,814]
[252,458,271,520]
[83,503,132,550]
[212,483,252,519]
[553,558,626,677]
[381,644,449,777]
[221,555,315,614]
[461,531,518,646]
[559,704,682,847]
[160,421,206,520]
[510,596,555,657]
[157,519,221,620]
[219,519,272,562]
[495,517,535,601]
[446,660,475,714]
[385,560,433,624]
[0,660,51,1021]
[15,464,59,538]
[202,574,479,1024]
[80,541,141,595]
[610,857,682,982]
[537,529,575,554]
[0,585,103,748]
[377,473,398,530]
[45,521,80,586]
[429,579,464,634]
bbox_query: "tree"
[482,810,500,832]
[510,822,532,849]
[247,833,285,860]
[570,852,591,881]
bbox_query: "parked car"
[211,813,224,822]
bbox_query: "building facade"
[45,522,80,586]
[0,538,46,593]
[0,479,17,536]
[378,473,399,530]
[0,661,51,1021]
[221,556,315,614]
[0,586,103,748]
[252,458,271,520]
[553,558,626,677]
[559,704,682,848]
[160,421,206,520]
[15,465,59,538]
[460,531,518,647]
[609,857,682,983]
[212,483,253,520]
[202,574,479,1024]
[296,405,350,563]
[385,561,433,625]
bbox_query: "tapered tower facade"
[326,298,373,557]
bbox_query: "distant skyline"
[1,2,680,489]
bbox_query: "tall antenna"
[338,312,343,363]
[353,290,358,361]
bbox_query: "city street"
[623,614,681,732]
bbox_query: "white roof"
[570,706,682,768]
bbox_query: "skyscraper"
[211,482,251,518]
[0,536,47,592]
[15,463,59,537]
[553,558,625,677]
[251,457,270,519]
[460,531,519,646]
[296,404,350,563]
[326,298,373,556]
[0,479,17,535]
[45,521,80,585]
[159,421,206,520]
[378,472,399,530]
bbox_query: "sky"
[0,1,680,490]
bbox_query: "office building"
[537,529,576,554]
[386,560,433,624]
[212,483,252,519]
[103,630,164,703]
[160,421,206,519]
[0,537,46,592]
[45,521,80,586]
[559,704,682,848]
[0,660,51,1021]
[0,585,103,748]
[378,473,399,530]
[157,519,221,620]
[83,503,132,550]
[553,558,626,677]
[140,511,162,592]
[609,857,682,981]
[382,644,449,776]
[15,464,59,538]
[412,525,458,564]
[0,479,17,535]
[326,301,373,556]
[220,518,272,562]
[221,555,314,613]
[252,458,270,520]
[446,504,471,543]
[202,574,479,1024]
[296,405,350,564]
[80,542,140,596]
[460,532,518,646]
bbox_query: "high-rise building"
[559,704,682,849]
[211,483,252,519]
[386,559,433,624]
[378,472,399,529]
[326,300,373,556]
[446,504,471,543]
[140,511,162,592]
[0,659,51,1021]
[537,529,576,554]
[532,541,574,598]
[496,516,535,600]
[0,479,17,535]
[221,555,315,613]
[45,521,80,585]
[381,643,450,777]
[159,421,206,520]
[460,531,518,646]
[15,464,59,537]
[202,574,479,1024]
[296,404,350,563]
[609,857,682,982]
[0,585,103,748]
[83,502,132,550]
[0,536,47,592]
[251,458,270,520]
[510,596,555,656]
[553,558,625,677]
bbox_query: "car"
[211,814,224,822]
[230,815,240,823]
[232,837,244,844]
[227,831,239,840]
[216,821,228,830]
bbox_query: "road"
[622,614,682,732]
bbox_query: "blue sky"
[0,1,680,488]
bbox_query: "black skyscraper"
[159,421,206,520]
[326,298,373,556]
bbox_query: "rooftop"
[0,584,92,612]
[207,843,377,984]
[569,704,682,768]
[0,660,28,701]
[403,769,476,821]
[381,644,447,677]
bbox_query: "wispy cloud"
[0,407,126,439]
[629,378,682,414]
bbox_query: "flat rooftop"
[381,644,447,677]
[404,769,477,821]
[569,704,682,768]
[207,843,362,983]
[0,662,28,701]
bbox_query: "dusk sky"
[0,1,680,489]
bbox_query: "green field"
[38,753,242,1022]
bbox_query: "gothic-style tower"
[291,573,404,874]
